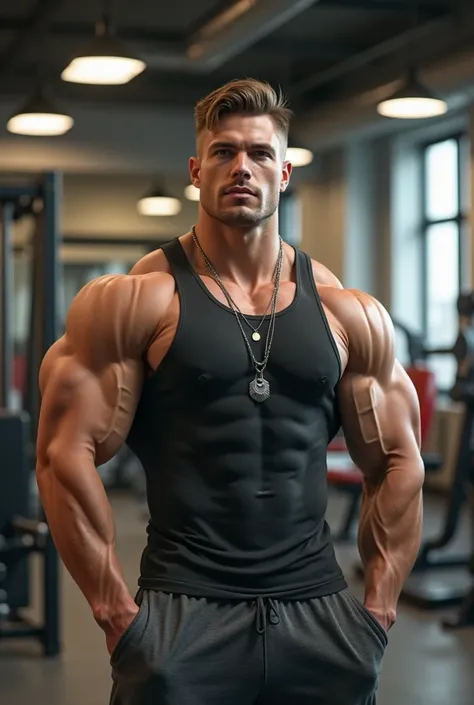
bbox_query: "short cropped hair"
[194,78,293,152]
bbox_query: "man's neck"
[191,215,282,291]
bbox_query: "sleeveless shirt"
[127,237,347,600]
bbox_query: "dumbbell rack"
[0,516,60,656]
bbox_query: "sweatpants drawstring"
[254,597,281,684]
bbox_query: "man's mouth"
[225,187,255,196]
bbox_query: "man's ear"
[280,161,292,192]
[189,156,201,187]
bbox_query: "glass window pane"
[426,221,459,389]
[425,139,458,221]
[427,354,457,392]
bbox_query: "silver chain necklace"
[192,230,279,342]
[191,226,283,402]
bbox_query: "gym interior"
[1,1,474,703]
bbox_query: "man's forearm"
[357,460,424,629]
[36,456,135,629]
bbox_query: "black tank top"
[127,237,347,600]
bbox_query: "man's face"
[189,114,292,228]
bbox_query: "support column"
[0,201,14,408]
[27,171,62,443]
[466,107,474,290]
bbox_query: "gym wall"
[298,140,390,303]
[60,173,199,240]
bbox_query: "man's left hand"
[365,604,395,632]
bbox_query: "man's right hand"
[99,603,141,656]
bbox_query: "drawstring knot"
[268,598,280,626]
[254,596,281,633]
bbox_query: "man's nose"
[231,152,252,180]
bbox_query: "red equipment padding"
[404,365,437,447]
[14,354,26,395]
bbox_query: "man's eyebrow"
[251,143,276,155]
[209,141,276,155]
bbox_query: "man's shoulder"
[64,270,175,362]
[319,285,391,334]
[319,286,395,377]
[73,270,175,311]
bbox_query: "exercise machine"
[0,173,62,656]
[441,331,474,629]
[400,292,474,610]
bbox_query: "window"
[421,135,469,391]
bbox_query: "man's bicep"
[37,345,141,471]
[337,361,422,480]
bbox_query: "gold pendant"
[252,331,261,341]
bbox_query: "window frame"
[420,132,467,333]
[419,132,468,391]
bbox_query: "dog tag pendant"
[249,374,270,402]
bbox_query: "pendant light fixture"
[7,87,74,136]
[184,184,200,201]
[61,14,146,85]
[137,186,182,217]
[377,68,448,120]
[286,135,313,167]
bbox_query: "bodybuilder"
[36,78,424,705]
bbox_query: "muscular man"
[36,78,424,705]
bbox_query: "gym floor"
[1,489,473,705]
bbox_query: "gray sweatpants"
[109,587,387,705]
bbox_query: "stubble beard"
[201,191,280,228]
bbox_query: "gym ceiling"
[0,0,467,110]
[0,0,473,173]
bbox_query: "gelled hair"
[194,78,292,151]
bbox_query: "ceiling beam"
[183,0,322,69]
[317,0,446,11]
[0,0,64,78]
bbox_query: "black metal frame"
[0,173,61,657]
[0,201,14,408]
